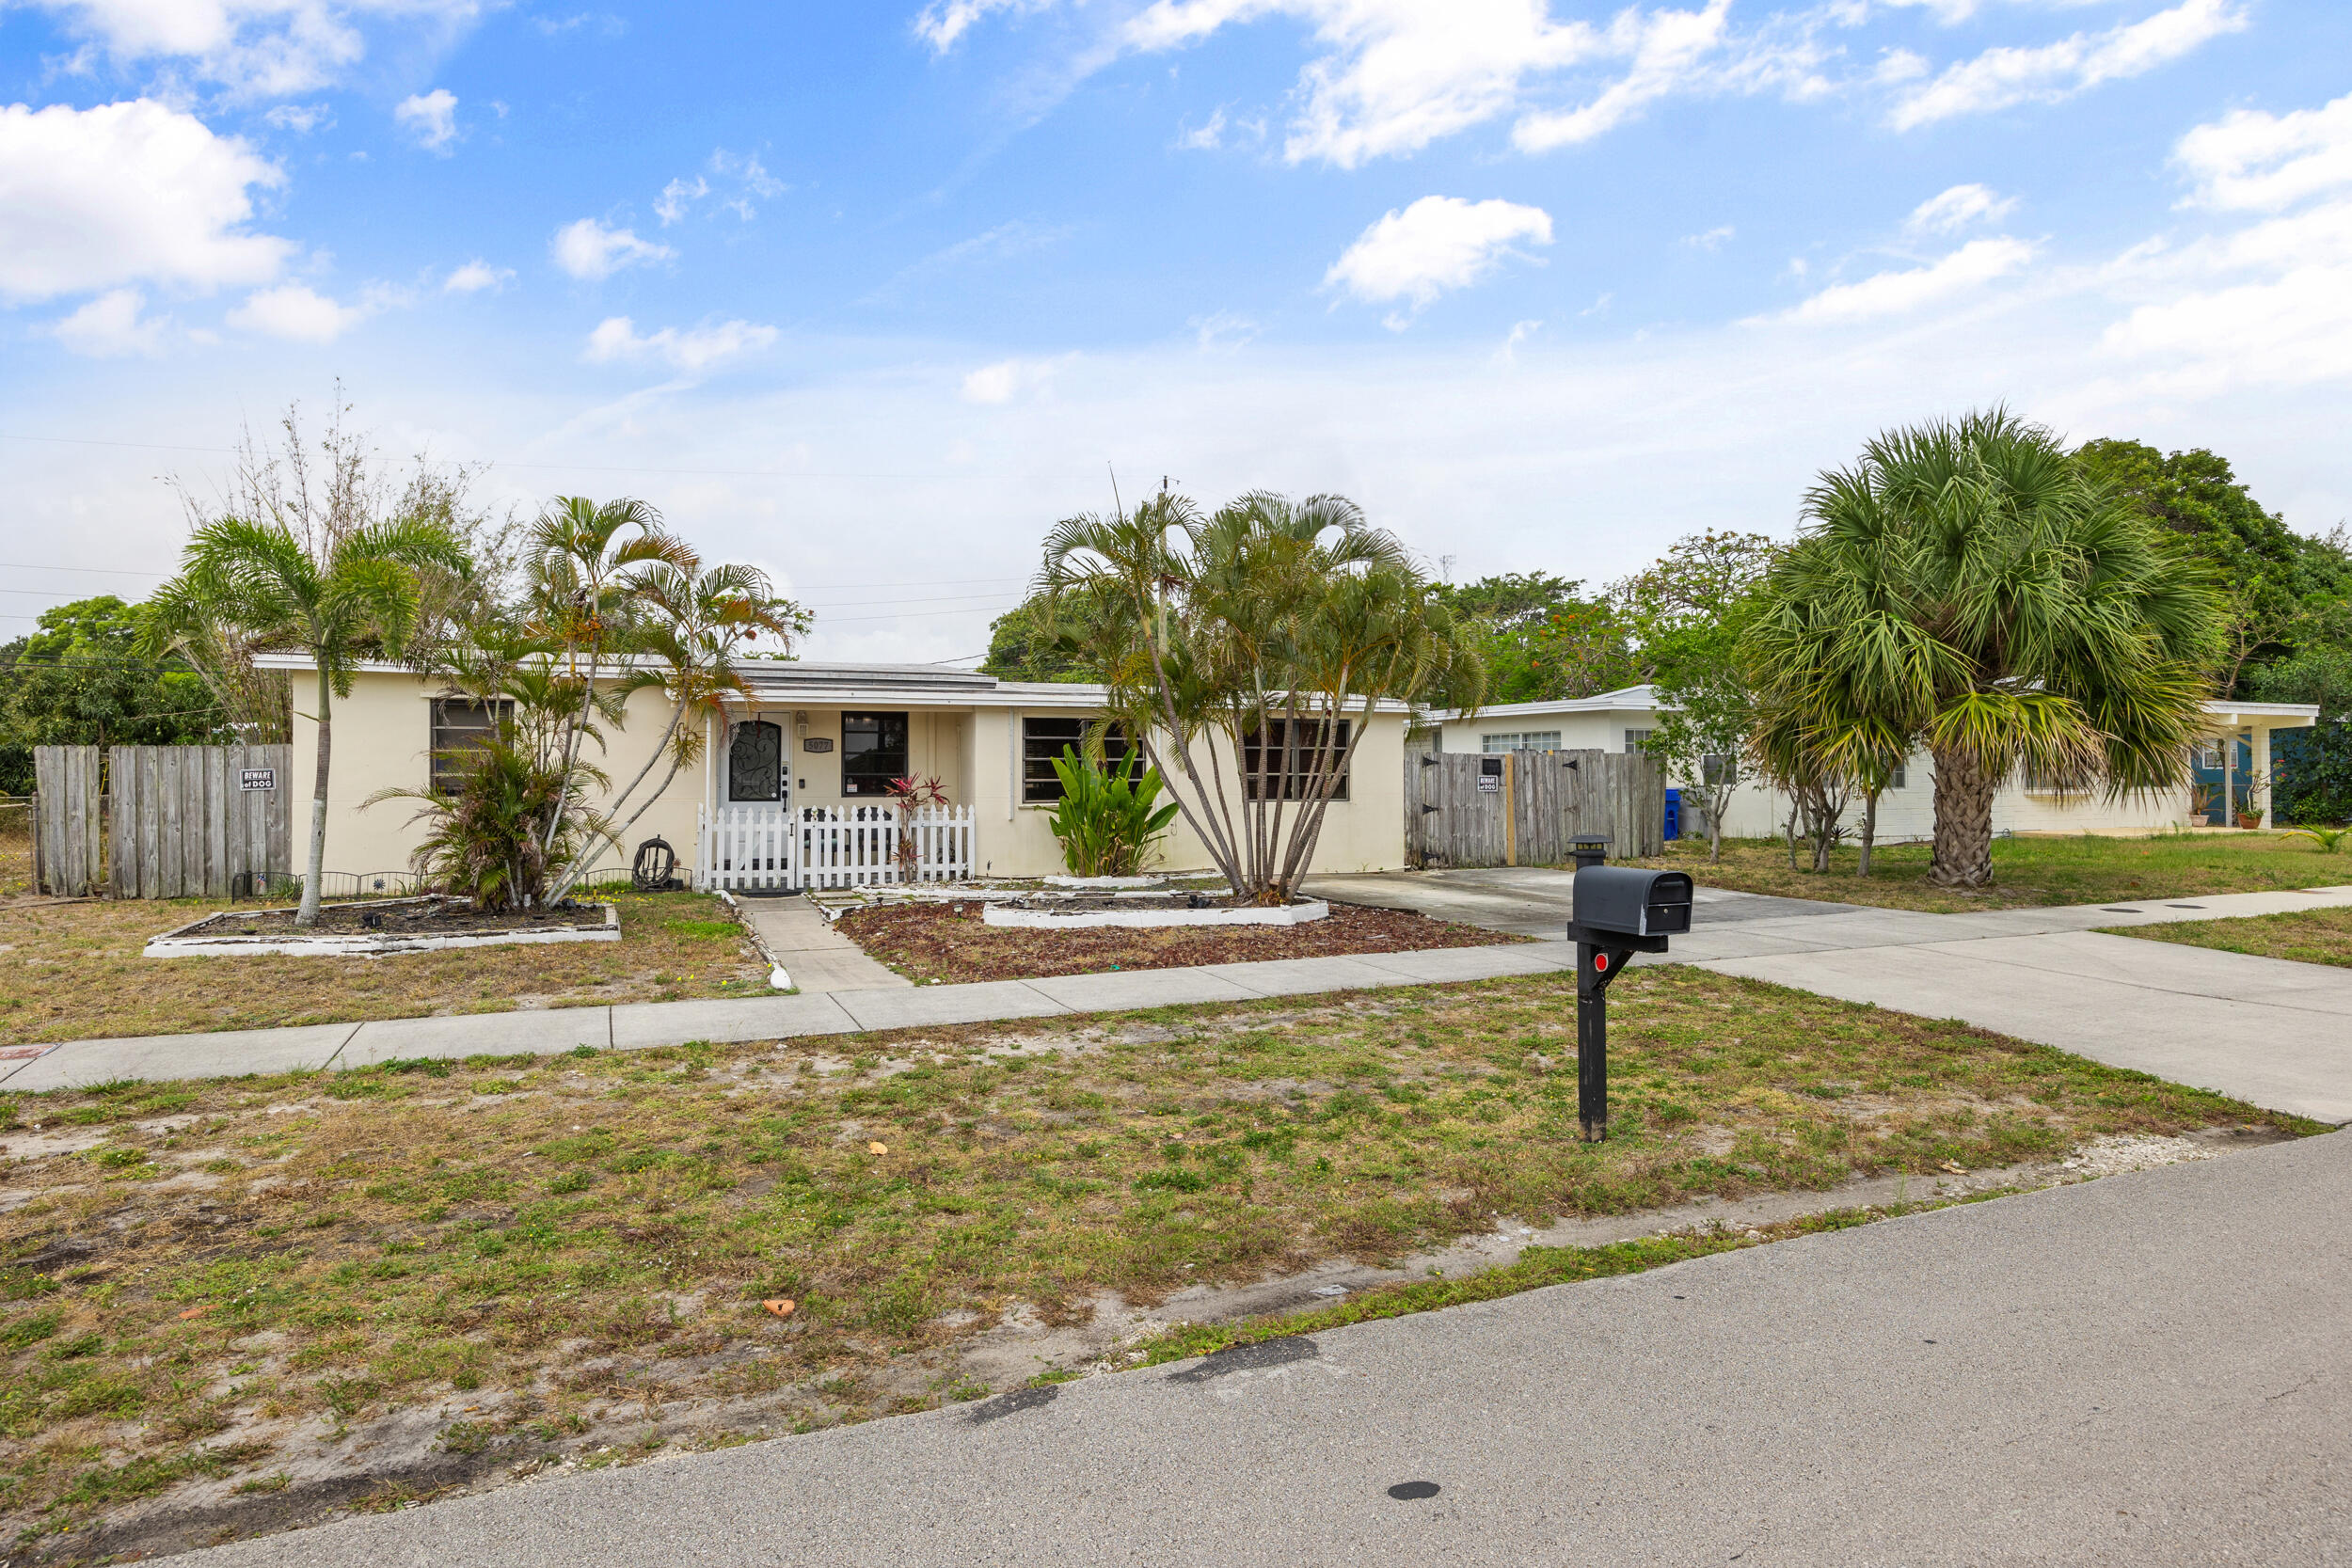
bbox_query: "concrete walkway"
[185,1128,2352,1568]
[1308,865,1862,936]
[728,894,910,993]
[9,884,2352,1120]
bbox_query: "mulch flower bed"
[834,897,1522,983]
[167,896,605,939]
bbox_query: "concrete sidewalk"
[183,1129,2352,1568]
[9,885,2352,1117]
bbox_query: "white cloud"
[1682,225,1736,250]
[442,259,511,293]
[48,288,166,356]
[394,88,459,153]
[2174,90,2352,213]
[1325,196,1552,316]
[584,315,777,372]
[263,103,331,134]
[1779,236,2036,324]
[0,99,292,304]
[1512,0,1741,152]
[960,356,1064,404]
[550,218,674,280]
[1190,310,1257,350]
[227,281,368,342]
[24,0,487,98]
[1888,0,2247,131]
[1906,182,2016,235]
[1176,107,1228,150]
[914,0,1043,52]
[655,175,707,225]
[1493,317,1542,364]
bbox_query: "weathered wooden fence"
[109,745,293,899]
[30,744,293,898]
[33,745,103,896]
[1405,748,1663,868]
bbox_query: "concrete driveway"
[1308,865,1859,938]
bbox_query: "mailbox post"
[1563,862,1694,1141]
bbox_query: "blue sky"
[5,0,2351,661]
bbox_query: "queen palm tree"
[146,516,466,925]
[1744,409,2225,887]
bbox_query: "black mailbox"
[1571,867,1693,939]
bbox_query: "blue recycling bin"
[1662,787,1681,842]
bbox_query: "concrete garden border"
[981,898,1329,930]
[144,896,620,958]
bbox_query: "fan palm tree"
[146,516,467,925]
[1744,409,2225,888]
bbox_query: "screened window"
[727,720,785,802]
[1481,731,1562,752]
[1022,716,1135,803]
[1624,727,1654,754]
[1701,752,1736,788]
[840,711,909,797]
[1242,719,1351,801]
[429,698,511,795]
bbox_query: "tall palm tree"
[1041,489,1483,901]
[541,553,806,905]
[526,497,687,865]
[146,516,466,925]
[1744,409,2225,888]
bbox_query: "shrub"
[1046,747,1179,877]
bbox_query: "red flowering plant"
[884,774,950,880]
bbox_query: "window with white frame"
[1021,716,1135,803]
[1624,727,1653,754]
[1701,752,1735,787]
[429,698,512,795]
[2192,740,2223,770]
[1481,731,1561,752]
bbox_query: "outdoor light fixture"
[1562,837,1692,1143]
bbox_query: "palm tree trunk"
[1858,789,1878,877]
[1928,745,1997,887]
[298,666,332,927]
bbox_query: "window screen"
[1242,718,1350,801]
[1022,716,1135,803]
[840,711,909,797]
[429,698,512,795]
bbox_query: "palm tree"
[1744,409,2225,888]
[540,552,806,906]
[146,516,466,925]
[1041,490,1483,901]
[525,497,686,867]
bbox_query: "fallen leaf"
[1939,1161,1967,1174]
[867,1141,888,1155]
[178,1305,214,1321]
[762,1299,797,1319]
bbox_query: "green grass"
[2106,904,2352,968]
[1635,831,2347,914]
[0,970,2311,1540]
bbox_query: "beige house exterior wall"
[290,670,1409,883]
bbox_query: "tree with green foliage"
[0,597,227,795]
[979,597,1092,682]
[1615,532,1779,862]
[2074,438,2352,696]
[1431,572,1637,702]
[1746,410,2226,889]
[148,518,468,926]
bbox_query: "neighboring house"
[1425,685,2321,837]
[257,656,1410,888]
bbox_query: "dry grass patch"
[0,891,768,1045]
[1631,832,2345,913]
[2106,903,2352,967]
[0,966,2312,1558]
[835,898,1518,984]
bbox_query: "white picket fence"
[698,803,974,891]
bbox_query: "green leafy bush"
[1045,746,1179,877]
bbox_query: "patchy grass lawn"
[0,891,768,1046]
[1631,832,2349,914]
[835,899,1518,984]
[2106,904,2352,968]
[0,967,2309,1559]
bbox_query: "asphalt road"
[187,1130,2352,1567]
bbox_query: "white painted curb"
[145,898,620,958]
[982,898,1330,930]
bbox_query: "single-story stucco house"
[1425,686,2322,839]
[258,655,1412,891]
